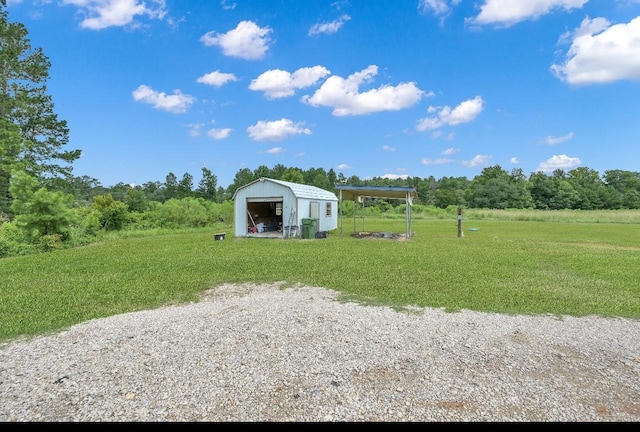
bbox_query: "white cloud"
[132,84,194,113]
[200,20,272,60]
[382,174,409,180]
[510,157,520,164]
[196,71,239,87]
[309,14,351,36]
[416,96,484,131]
[220,0,236,10]
[421,157,453,165]
[302,65,426,116]
[462,154,491,168]
[468,0,587,27]
[246,118,311,142]
[207,128,232,140]
[62,0,167,30]
[187,123,203,137]
[536,154,582,172]
[249,66,331,99]
[418,0,461,16]
[442,147,459,155]
[542,132,574,145]
[382,145,396,152]
[551,16,640,85]
[337,163,351,170]
[265,147,283,154]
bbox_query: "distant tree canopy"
[46,163,638,212]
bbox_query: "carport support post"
[406,191,411,239]
[457,206,463,238]
[353,199,357,233]
[339,190,343,236]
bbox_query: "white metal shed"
[232,177,339,238]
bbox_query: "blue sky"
[6,0,640,188]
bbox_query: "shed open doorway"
[246,200,284,234]
[334,185,417,240]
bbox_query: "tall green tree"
[164,172,178,199]
[508,168,533,208]
[466,165,511,209]
[0,2,80,213]
[270,164,288,180]
[466,165,532,209]
[253,165,272,180]
[0,117,21,215]
[228,168,256,197]
[140,180,165,202]
[106,182,130,202]
[603,170,640,209]
[47,174,103,207]
[528,171,555,210]
[177,172,193,199]
[567,167,605,210]
[326,168,338,191]
[196,167,218,201]
[125,187,148,213]
[281,167,304,184]
[304,167,332,190]
[433,176,468,208]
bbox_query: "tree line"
[47,163,640,213]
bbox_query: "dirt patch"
[351,231,409,240]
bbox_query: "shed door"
[310,202,320,219]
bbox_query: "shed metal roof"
[233,177,338,201]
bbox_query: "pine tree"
[0,1,80,215]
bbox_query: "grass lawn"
[1,210,639,342]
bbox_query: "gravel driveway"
[1,282,639,422]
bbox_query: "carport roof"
[334,185,416,203]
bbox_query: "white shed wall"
[234,182,295,237]
[301,199,338,232]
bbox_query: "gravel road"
[1,282,639,422]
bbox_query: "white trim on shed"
[232,178,339,238]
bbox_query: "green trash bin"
[301,218,317,239]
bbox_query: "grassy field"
[1,209,639,342]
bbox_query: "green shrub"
[9,172,75,242]
[37,234,64,252]
[0,221,36,257]
[93,194,129,231]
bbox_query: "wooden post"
[457,206,463,238]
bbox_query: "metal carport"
[334,185,417,239]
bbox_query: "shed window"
[326,202,332,217]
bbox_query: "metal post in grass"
[457,206,463,238]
